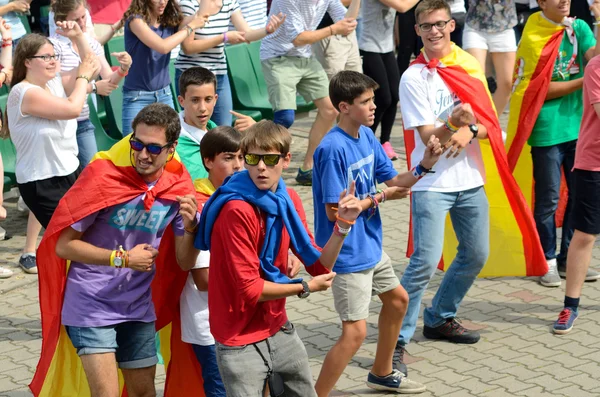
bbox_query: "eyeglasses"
[418,19,452,32]
[244,153,284,166]
[29,54,61,62]
[130,137,172,155]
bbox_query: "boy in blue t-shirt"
[312,71,441,395]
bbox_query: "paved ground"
[1,113,600,397]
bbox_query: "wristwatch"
[91,80,97,94]
[468,124,479,139]
[297,280,310,299]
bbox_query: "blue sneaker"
[367,369,426,394]
[553,308,578,335]
[295,168,312,186]
[19,254,38,274]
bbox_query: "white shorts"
[462,24,517,52]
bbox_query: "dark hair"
[329,71,379,111]
[124,0,182,28]
[2,34,53,138]
[415,0,451,23]
[179,66,217,97]
[132,103,181,144]
[200,126,242,170]
[240,120,291,155]
[51,0,87,23]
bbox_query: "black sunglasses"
[130,137,172,155]
[244,153,285,166]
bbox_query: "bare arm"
[129,17,206,54]
[174,233,201,271]
[345,0,361,19]
[379,0,420,13]
[545,78,584,101]
[56,227,112,265]
[593,102,600,119]
[191,267,209,291]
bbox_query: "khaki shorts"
[332,252,400,322]
[312,31,363,80]
[261,56,330,111]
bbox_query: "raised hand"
[337,180,361,225]
[177,194,199,231]
[77,53,100,80]
[230,110,256,132]
[56,21,83,39]
[422,134,443,168]
[449,103,475,128]
[111,51,132,72]
[266,13,286,34]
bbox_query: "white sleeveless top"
[7,76,79,184]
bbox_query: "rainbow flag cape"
[403,44,547,277]
[30,136,203,397]
[506,12,570,225]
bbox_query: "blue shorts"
[65,321,158,369]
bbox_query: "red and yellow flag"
[29,136,201,397]
[403,44,547,277]
[506,11,568,225]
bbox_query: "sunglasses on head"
[129,137,172,155]
[244,153,285,166]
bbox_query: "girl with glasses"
[1,31,99,229]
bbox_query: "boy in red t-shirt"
[553,54,600,335]
[196,120,361,396]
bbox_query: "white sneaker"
[0,266,13,279]
[17,196,29,213]
[540,258,561,287]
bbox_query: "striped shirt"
[260,0,347,60]
[230,0,268,30]
[50,35,104,121]
[175,0,240,75]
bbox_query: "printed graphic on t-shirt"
[552,49,579,81]
[434,90,461,123]
[109,202,173,233]
[346,152,376,200]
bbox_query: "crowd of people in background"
[0,0,597,395]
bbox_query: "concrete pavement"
[1,113,599,396]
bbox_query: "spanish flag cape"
[158,178,215,397]
[30,136,202,397]
[403,44,546,277]
[506,12,572,225]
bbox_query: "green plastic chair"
[88,97,119,152]
[18,14,31,34]
[169,59,181,112]
[40,5,50,19]
[103,79,124,138]
[226,41,315,120]
[104,36,125,67]
[0,93,16,188]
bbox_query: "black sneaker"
[393,342,408,376]
[423,318,480,344]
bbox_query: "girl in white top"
[2,25,98,228]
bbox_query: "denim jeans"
[174,69,233,127]
[122,86,174,136]
[76,118,98,167]
[398,186,490,346]
[531,140,576,265]
[192,344,226,397]
[215,321,316,397]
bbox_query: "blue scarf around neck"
[195,170,321,284]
